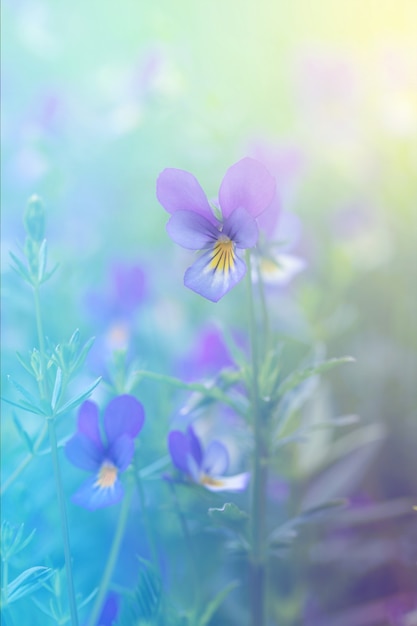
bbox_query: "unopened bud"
[24,195,45,242]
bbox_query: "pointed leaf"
[277,356,355,398]
[37,239,47,283]
[135,370,247,416]
[15,352,34,377]
[197,580,239,626]
[51,367,62,411]
[9,251,32,284]
[40,262,59,284]
[7,376,38,406]
[12,413,33,453]
[7,566,54,603]
[55,377,102,416]
[71,336,95,372]
[1,396,46,416]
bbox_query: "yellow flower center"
[95,461,118,489]
[209,236,235,274]
[200,474,224,488]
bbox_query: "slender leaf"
[135,370,247,416]
[9,251,32,284]
[277,356,355,398]
[37,239,47,283]
[269,499,346,546]
[12,413,33,453]
[51,367,63,411]
[197,581,239,626]
[72,336,96,372]
[6,566,54,603]
[55,377,102,416]
[7,375,39,406]
[15,352,35,376]
[40,262,60,284]
[1,396,46,416]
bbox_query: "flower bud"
[24,195,45,242]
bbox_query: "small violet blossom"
[65,395,145,510]
[168,426,249,492]
[156,157,276,302]
[255,209,306,287]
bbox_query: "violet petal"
[222,207,259,249]
[184,247,246,302]
[77,400,102,447]
[202,440,229,476]
[103,395,145,444]
[186,426,203,466]
[166,210,220,250]
[168,430,190,473]
[218,157,276,219]
[65,433,103,472]
[71,475,124,510]
[107,434,135,472]
[156,168,216,224]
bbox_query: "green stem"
[48,419,79,626]
[257,263,270,357]
[87,483,133,626]
[246,251,268,626]
[133,460,159,571]
[33,285,48,399]
[33,283,78,626]
[167,482,200,612]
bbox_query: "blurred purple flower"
[156,157,276,302]
[177,324,239,383]
[168,426,249,492]
[65,395,145,510]
[87,261,147,323]
[255,209,307,286]
[95,591,120,625]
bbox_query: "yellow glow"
[209,236,235,274]
[200,474,224,488]
[95,461,118,489]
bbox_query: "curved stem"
[87,484,133,626]
[33,283,78,626]
[133,460,159,571]
[48,420,79,626]
[246,251,268,626]
[33,285,48,400]
[167,482,200,612]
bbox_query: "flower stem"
[33,285,48,399]
[47,420,79,626]
[133,459,159,571]
[87,483,133,626]
[246,251,268,626]
[167,482,200,612]
[33,283,78,626]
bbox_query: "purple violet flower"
[168,426,249,492]
[65,395,145,511]
[156,157,276,302]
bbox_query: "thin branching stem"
[246,251,268,626]
[167,481,200,614]
[87,483,133,626]
[133,458,159,572]
[47,420,79,626]
[33,283,79,626]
